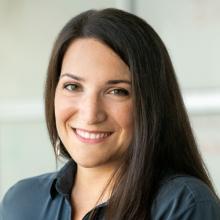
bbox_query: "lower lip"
[73,129,112,144]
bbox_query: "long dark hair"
[44,8,216,220]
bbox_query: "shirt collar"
[50,160,108,217]
[50,160,77,199]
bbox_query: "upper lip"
[72,127,113,134]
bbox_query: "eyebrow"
[106,79,131,85]
[60,73,131,85]
[60,73,84,81]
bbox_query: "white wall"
[137,0,220,89]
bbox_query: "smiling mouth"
[72,128,113,143]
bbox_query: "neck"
[75,165,117,201]
[71,164,121,211]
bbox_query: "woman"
[1,8,220,220]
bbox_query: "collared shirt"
[1,160,220,220]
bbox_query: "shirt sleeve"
[0,200,3,220]
[0,188,11,220]
[0,184,20,220]
[180,201,220,220]
[152,196,220,220]
[0,177,49,220]
[151,176,220,220]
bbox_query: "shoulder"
[155,175,217,204]
[2,172,56,201]
[151,175,220,220]
[0,172,57,220]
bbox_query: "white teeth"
[85,132,89,139]
[91,133,96,139]
[75,129,111,140]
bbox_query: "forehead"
[61,38,131,80]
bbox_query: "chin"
[75,160,108,169]
[72,155,116,169]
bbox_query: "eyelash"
[109,88,129,96]
[63,83,129,97]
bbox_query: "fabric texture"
[1,160,220,220]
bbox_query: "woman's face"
[54,38,133,169]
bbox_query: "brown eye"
[110,89,129,96]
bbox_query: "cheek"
[111,102,134,132]
[54,92,74,126]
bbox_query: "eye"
[64,83,80,91]
[109,88,129,96]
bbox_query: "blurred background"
[0,0,220,199]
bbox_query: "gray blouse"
[1,160,220,219]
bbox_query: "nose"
[79,93,107,125]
